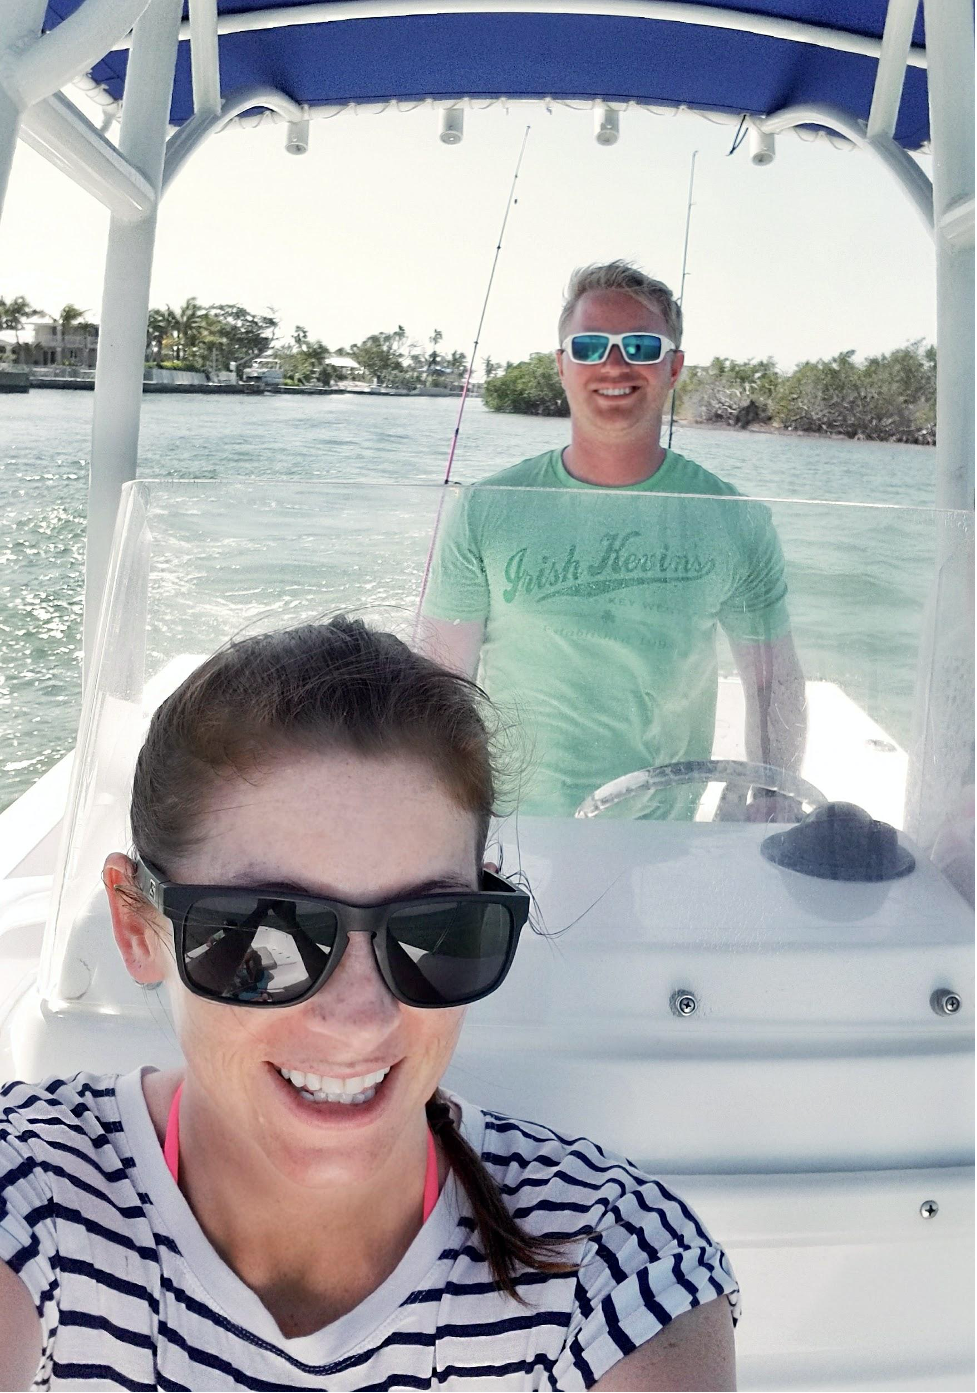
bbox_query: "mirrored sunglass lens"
[386,902,513,1004]
[623,334,663,362]
[570,334,609,363]
[183,895,337,1002]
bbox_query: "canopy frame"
[0,0,972,845]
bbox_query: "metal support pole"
[0,0,47,221]
[189,0,221,116]
[20,93,156,219]
[905,0,975,859]
[84,0,183,674]
[162,84,304,192]
[925,0,975,513]
[759,103,933,234]
[8,0,155,110]
[867,0,919,141]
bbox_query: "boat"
[240,352,285,386]
[0,3,972,1388]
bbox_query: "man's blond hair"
[558,261,683,348]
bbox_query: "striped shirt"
[1,1072,738,1391]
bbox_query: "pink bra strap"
[163,1082,182,1183]
[163,1081,440,1220]
[422,1128,440,1222]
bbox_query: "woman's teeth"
[278,1065,389,1105]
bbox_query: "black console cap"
[760,801,915,882]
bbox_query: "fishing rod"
[667,148,697,451]
[412,125,531,639]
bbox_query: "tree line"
[676,343,936,444]
[483,340,937,444]
[6,288,934,439]
[2,289,481,389]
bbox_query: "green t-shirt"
[423,448,791,817]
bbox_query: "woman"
[0,619,737,1390]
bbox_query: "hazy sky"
[2,92,936,370]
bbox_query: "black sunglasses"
[133,857,529,1009]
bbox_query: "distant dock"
[13,375,466,399]
[26,376,262,394]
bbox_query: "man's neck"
[562,426,668,487]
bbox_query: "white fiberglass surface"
[41,479,973,1016]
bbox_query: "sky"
[1,92,936,372]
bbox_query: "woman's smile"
[265,1058,399,1129]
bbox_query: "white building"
[0,317,99,368]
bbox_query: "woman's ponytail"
[426,1092,579,1302]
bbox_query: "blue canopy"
[45,0,930,149]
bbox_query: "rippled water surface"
[0,389,942,811]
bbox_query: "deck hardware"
[595,106,620,146]
[931,989,961,1016]
[285,119,309,155]
[440,109,463,145]
[671,991,698,1017]
[919,1201,939,1219]
[748,126,776,166]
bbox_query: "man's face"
[556,289,684,439]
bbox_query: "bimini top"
[44,0,930,150]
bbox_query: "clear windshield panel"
[42,480,974,1008]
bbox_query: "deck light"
[749,127,776,166]
[595,105,620,146]
[440,109,464,145]
[285,119,309,155]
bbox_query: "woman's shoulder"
[1,1071,129,1175]
[460,1102,740,1387]
[463,1099,714,1240]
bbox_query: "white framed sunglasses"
[560,331,677,365]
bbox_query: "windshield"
[41,478,973,1007]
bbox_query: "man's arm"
[728,630,808,819]
[417,616,484,679]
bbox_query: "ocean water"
[0,389,946,813]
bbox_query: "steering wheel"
[574,759,828,822]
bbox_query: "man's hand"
[745,789,807,823]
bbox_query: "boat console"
[0,478,971,1388]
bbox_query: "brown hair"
[130,617,574,1299]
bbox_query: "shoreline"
[672,416,935,448]
[4,379,931,444]
[16,378,467,399]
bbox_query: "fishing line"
[412,125,532,641]
[727,115,748,156]
[667,147,697,451]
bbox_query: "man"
[421,260,806,819]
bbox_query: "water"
[0,390,942,813]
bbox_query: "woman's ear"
[103,853,171,985]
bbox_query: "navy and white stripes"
[1,1073,738,1390]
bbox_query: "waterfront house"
[0,316,99,368]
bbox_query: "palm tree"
[55,303,88,366]
[146,307,175,365]
[174,297,204,363]
[426,328,443,384]
[0,294,44,364]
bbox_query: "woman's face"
[110,750,480,1187]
